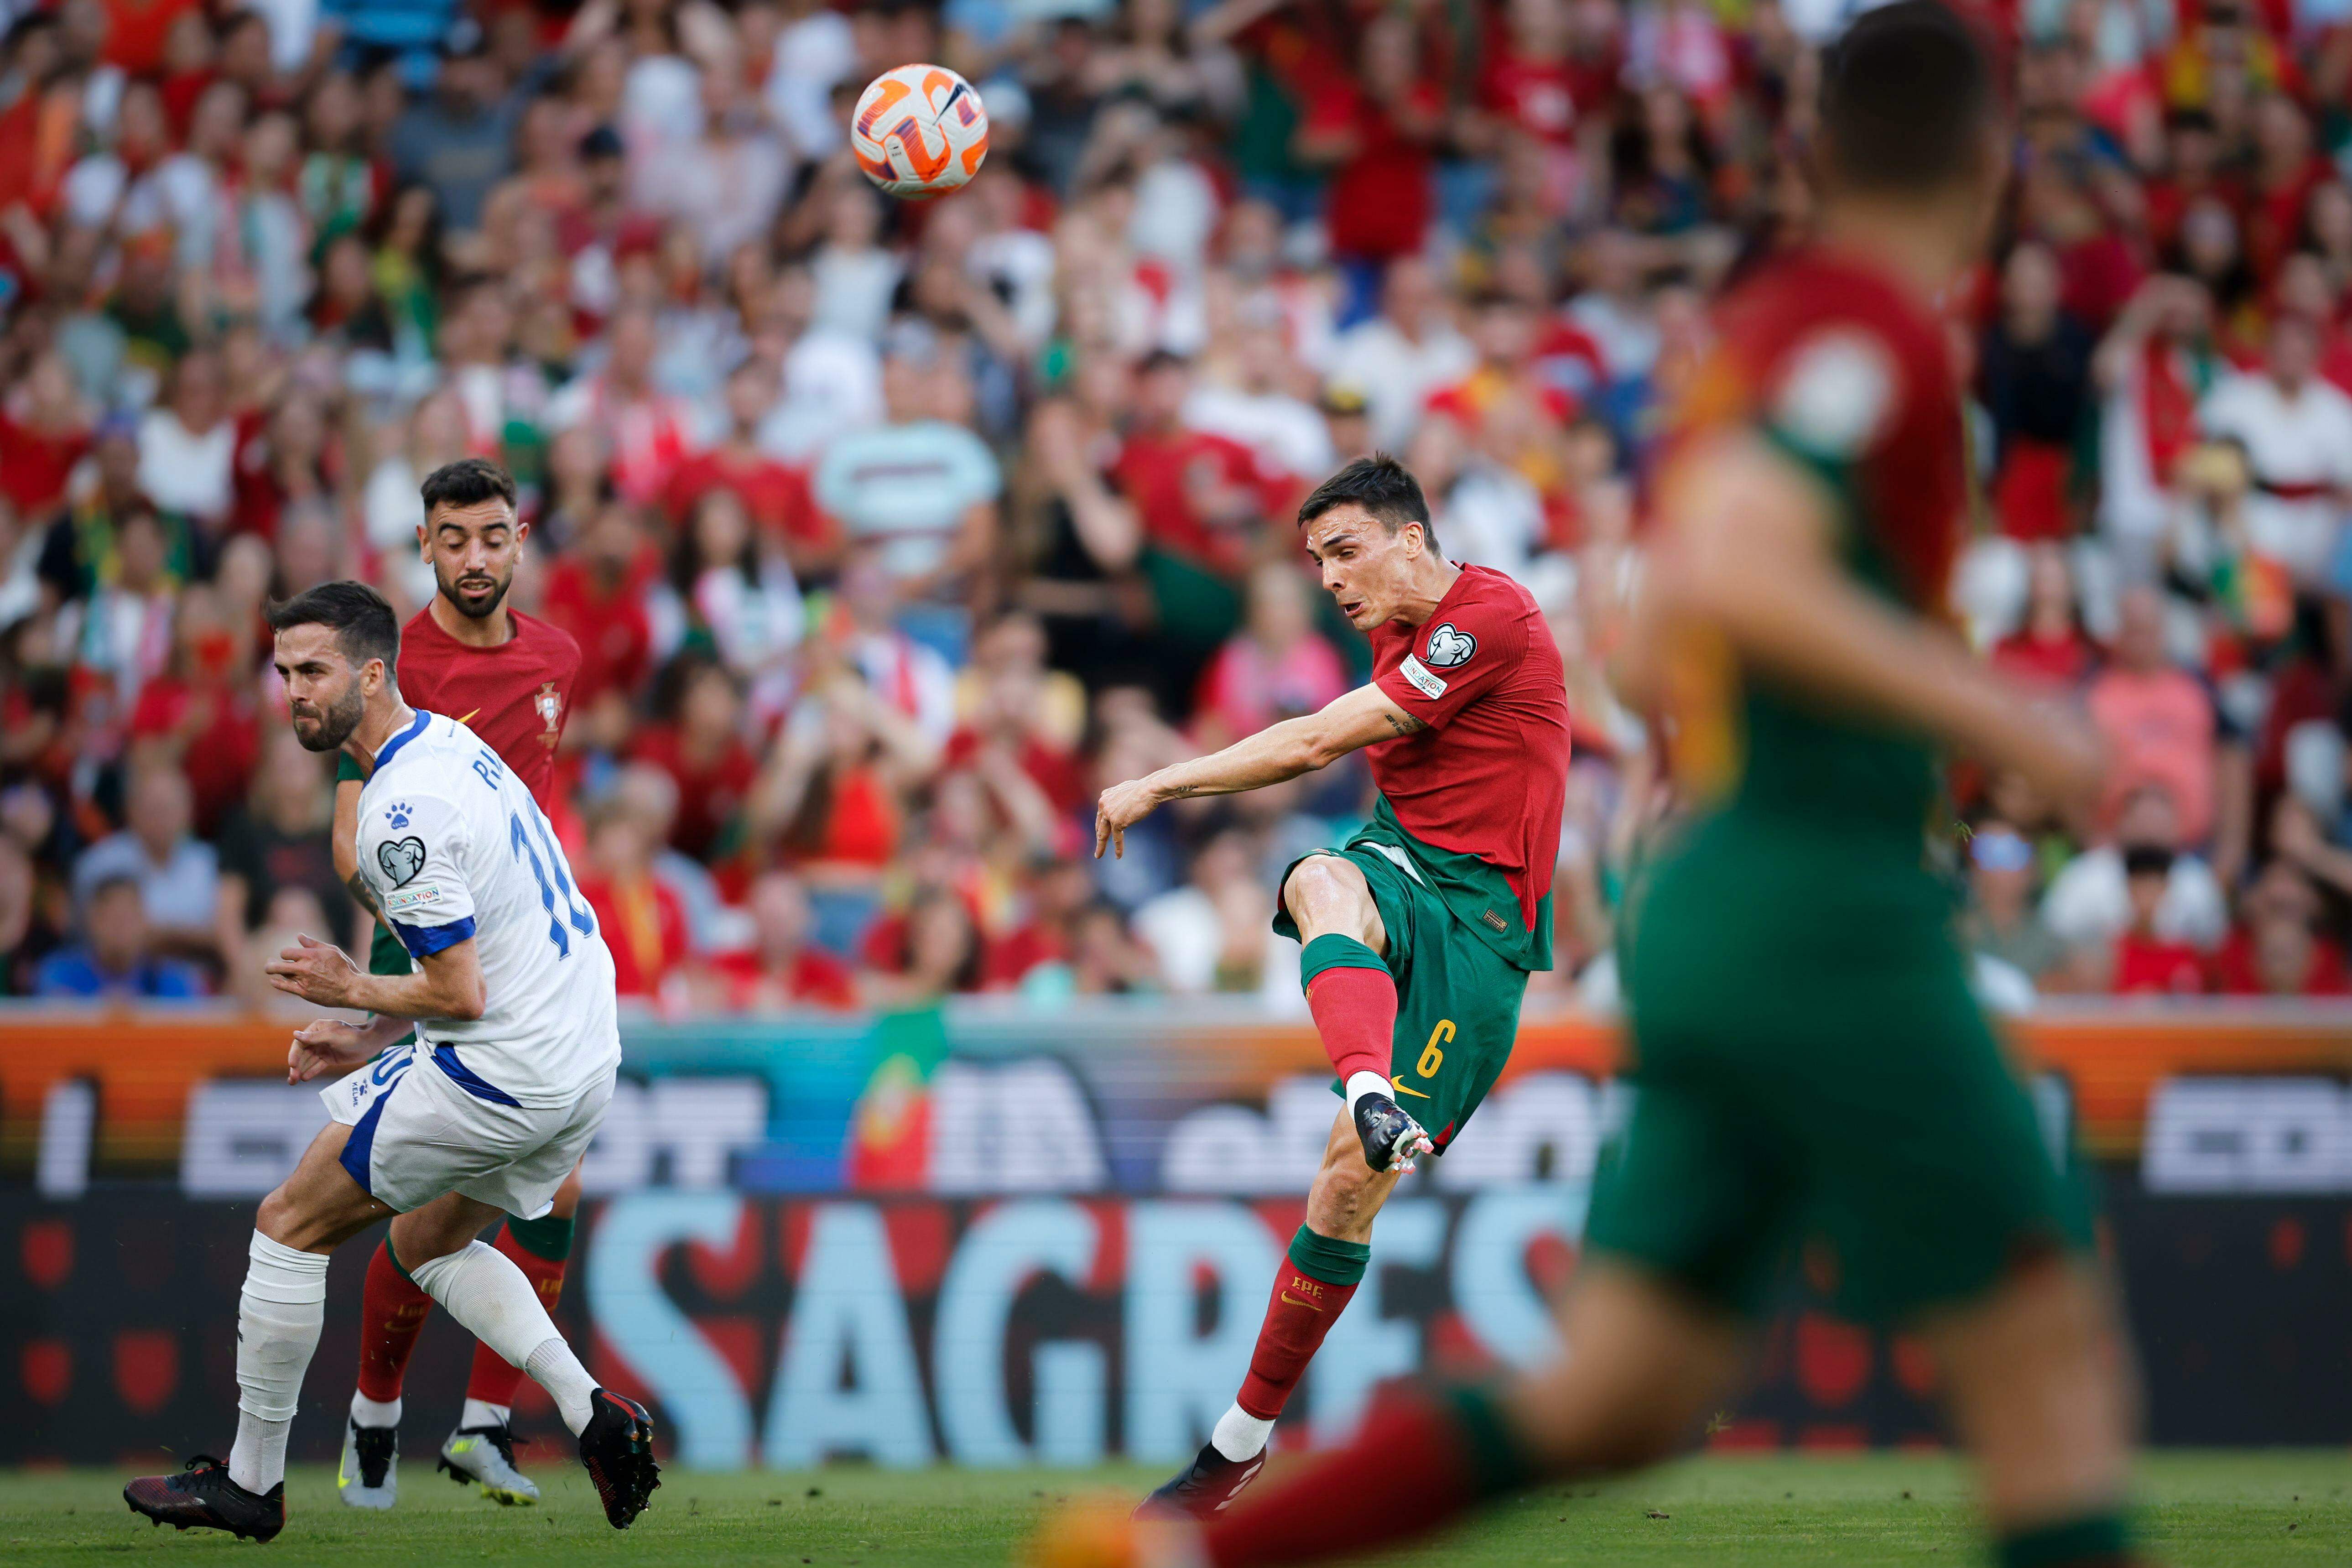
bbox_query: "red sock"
[1236,1263,1359,1419]
[356,1240,435,1403]
[1303,961,1396,1086]
[462,1226,569,1408]
[1204,1391,1502,1567]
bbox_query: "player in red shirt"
[328,458,583,1513]
[1093,455,1571,1518]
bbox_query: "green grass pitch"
[3,1453,2344,1565]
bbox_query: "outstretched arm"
[1644,433,2103,812]
[1094,683,1422,857]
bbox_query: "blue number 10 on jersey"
[509,802,596,957]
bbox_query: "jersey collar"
[368,709,431,778]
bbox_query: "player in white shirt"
[123,582,659,1542]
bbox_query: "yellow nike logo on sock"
[1390,1078,1431,1099]
[1279,1292,1324,1311]
[455,708,480,725]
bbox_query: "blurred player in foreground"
[1094,454,1572,1517]
[328,458,583,1510]
[122,583,655,1542]
[1035,5,2141,1566]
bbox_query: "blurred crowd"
[1,0,2351,1012]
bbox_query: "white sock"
[230,1232,328,1493]
[405,1241,597,1435]
[350,1391,401,1429]
[1344,1071,1393,1117]
[1211,1403,1275,1463]
[459,1398,512,1432]
[524,1339,597,1436]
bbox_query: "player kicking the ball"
[327,458,584,1511]
[123,583,657,1542]
[1035,8,2141,1568]
[1095,455,1571,1518]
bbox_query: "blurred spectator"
[214,726,350,954]
[2211,858,2349,996]
[1133,828,1272,993]
[2045,786,2230,956]
[0,834,47,995]
[632,660,761,866]
[813,343,999,603]
[865,886,984,1005]
[2108,846,2212,995]
[664,358,834,581]
[35,872,207,999]
[1961,820,2066,987]
[648,488,804,691]
[1992,545,2098,690]
[1325,256,1476,453]
[577,764,692,1003]
[711,868,858,1009]
[2085,586,2222,846]
[0,352,94,528]
[1193,560,1347,750]
[544,306,697,507]
[54,502,175,728]
[2198,312,2352,584]
[386,22,524,234]
[71,761,221,964]
[1980,243,2094,542]
[136,349,237,530]
[125,582,260,833]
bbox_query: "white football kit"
[323,709,621,1217]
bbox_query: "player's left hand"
[1093,777,1163,859]
[265,933,364,1007]
[287,1019,374,1084]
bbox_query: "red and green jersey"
[340,606,580,812]
[1367,563,1572,968]
[1661,246,1965,840]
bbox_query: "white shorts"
[322,1044,614,1219]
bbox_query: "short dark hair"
[265,580,401,672]
[1819,1,1997,197]
[419,456,518,521]
[1297,454,1436,547]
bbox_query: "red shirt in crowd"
[709,944,858,1009]
[630,722,760,862]
[578,870,688,997]
[395,606,581,811]
[940,727,1085,814]
[1112,428,1289,578]
[0,415,88,523]
[2209,927,2352,996]
[663,448,830,555]
[1368,563,1572,938]
[2110,932,2210,995]
[127,673,259,833]
[1304,78,1441,261]
[1992,627,2099,689]
[541,552,658,706]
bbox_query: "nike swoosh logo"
[455,708,480,725]
[1279,1292,1324,1311]
[1390,1078,1432,1099]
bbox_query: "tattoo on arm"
[346,872,380,918]
[1382,712,1429,736]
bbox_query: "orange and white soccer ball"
[850,64,989,200]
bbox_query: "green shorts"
[1275,835,1531,1152]
[1585,818,2093,1324]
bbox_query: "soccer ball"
[850,64,989,200]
